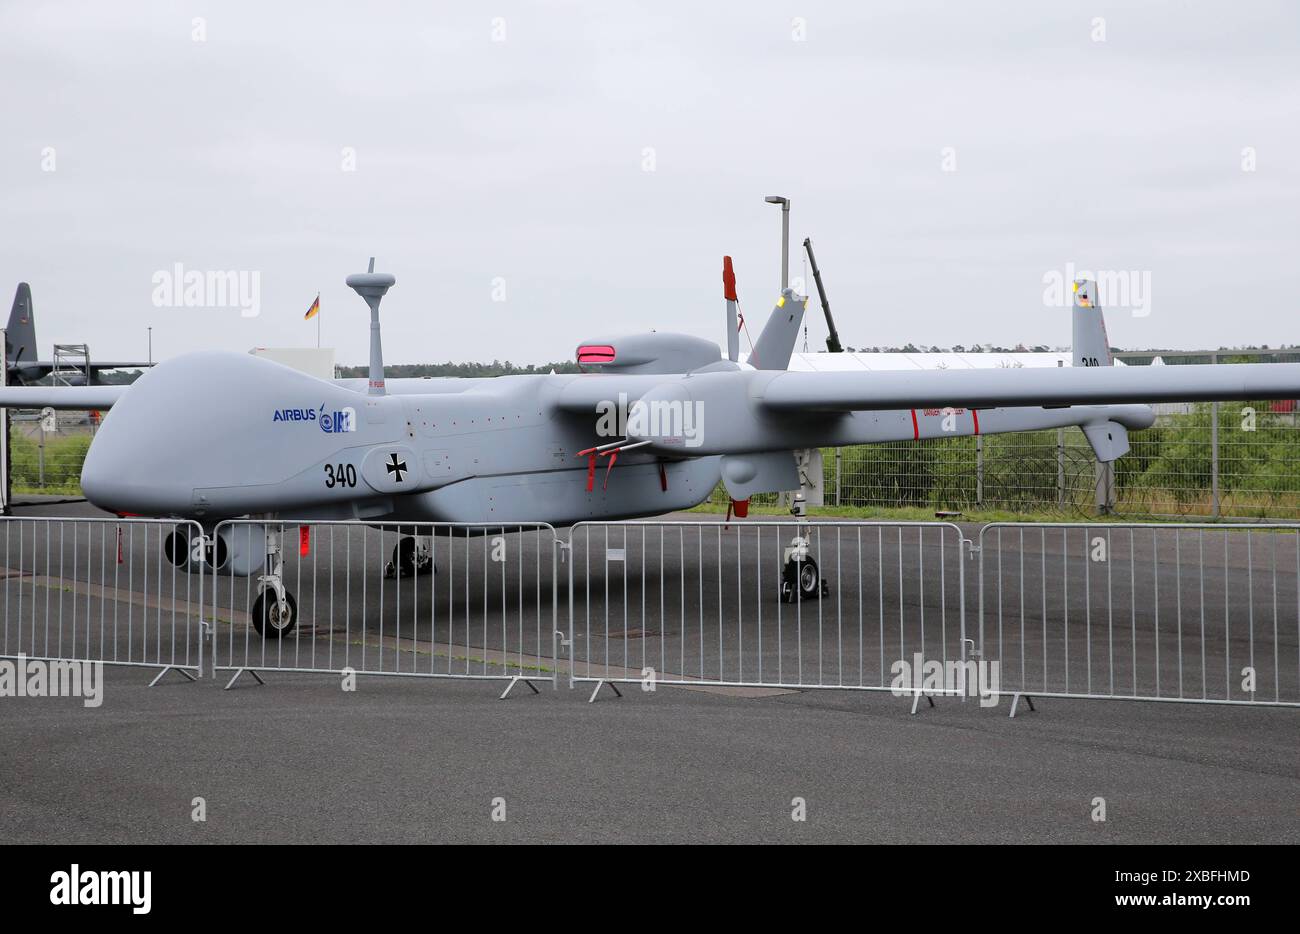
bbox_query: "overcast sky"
[2,1,1297,366]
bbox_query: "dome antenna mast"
[345,257,395,396]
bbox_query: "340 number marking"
[324,463,357,488]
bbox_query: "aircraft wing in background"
[0,385,126,409]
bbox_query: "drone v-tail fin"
[1072,278,1112,368]
[748,289,807,371]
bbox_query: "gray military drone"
[5,258,1300,636]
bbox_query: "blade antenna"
[723,256,740,363]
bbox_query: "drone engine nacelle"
[163,527,208,575]
[206,523,268,576]
[162,524,267,576]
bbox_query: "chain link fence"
[764,400,1300,521]
[7,412,100,495]
[713,352,1300,521]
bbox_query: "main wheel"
[396,537,416,577]
[391,537,433,578]
[251,590,297,638]
[782,556,820,602]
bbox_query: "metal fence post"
[1057,428,1065,509]
[957,525,967,703]
[975,436,983,506]
[1211,401,1220,518]
[834,448,842,506]
[196,520,206,679]
[566,531,575,690]
[1206,353,1216,522]
[1094,458,1115,515]
[975,525,986,667]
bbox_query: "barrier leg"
[1009,693,1035,718]
[147,666,198,687]
[223,668,266,690]
[499,676,540,700]
[910,689,935,715]
[587,679,623,703]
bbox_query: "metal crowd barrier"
[566,520,969,705]
[3,513,1297,715]
[210,520,560,694]
[978,523,1300,712]
[0,516,205,683]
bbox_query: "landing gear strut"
[253,528,297,638]
[780,490,830,603]
[384,535,434,579]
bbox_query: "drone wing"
[755,362,1300,412]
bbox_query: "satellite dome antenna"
[345,257,395,396]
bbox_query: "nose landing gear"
[253,528,297,638]
[248,530,435,639]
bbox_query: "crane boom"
[802,238,843,353]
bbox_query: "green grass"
[13,484,83,496]
[687,502,1096,524]
[9,432,89,495]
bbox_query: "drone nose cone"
[79,354,229,515]
[80,426,177,515]
[81,350,356,517]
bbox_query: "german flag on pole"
[304,294,320,320]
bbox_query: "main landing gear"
[780,491,830,604]
[383,535,434,579]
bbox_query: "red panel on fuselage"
[577,344,616,364]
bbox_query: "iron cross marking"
[385,453,408,482]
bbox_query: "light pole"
[765,195,790,291]
[147,327,152,365]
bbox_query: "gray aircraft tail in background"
[4,282,152,385]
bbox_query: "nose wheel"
[251,589,298,638]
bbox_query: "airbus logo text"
[272,405,357,433]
